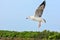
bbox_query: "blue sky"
[0,0,60,32]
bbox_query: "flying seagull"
[26,0,46,28]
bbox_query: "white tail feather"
[41,18,46,23]
[38,18,46,28]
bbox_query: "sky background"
[0,0,60,32]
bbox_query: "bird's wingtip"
[44,0,46,1]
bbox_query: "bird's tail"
[42,18,46,23]
[38,18,46,28]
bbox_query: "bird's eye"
[26,17,28,19]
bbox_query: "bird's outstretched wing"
[34,0,46,17]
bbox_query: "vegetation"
[0,30,60,40]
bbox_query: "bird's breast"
[32,17,42,22]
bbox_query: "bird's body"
[26,0,46,28]
[28,16,46,23]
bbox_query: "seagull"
[26,0,46,28]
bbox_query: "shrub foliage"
[0,30,60,39]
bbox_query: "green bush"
[0,30,60,39]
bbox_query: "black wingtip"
[40,0,46,6]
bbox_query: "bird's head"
[26,16,34,19]
[26,16,31,19]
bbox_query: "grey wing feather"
[34,0,46,17]
[35,8,43,17]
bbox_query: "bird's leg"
[38,22,41,28]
